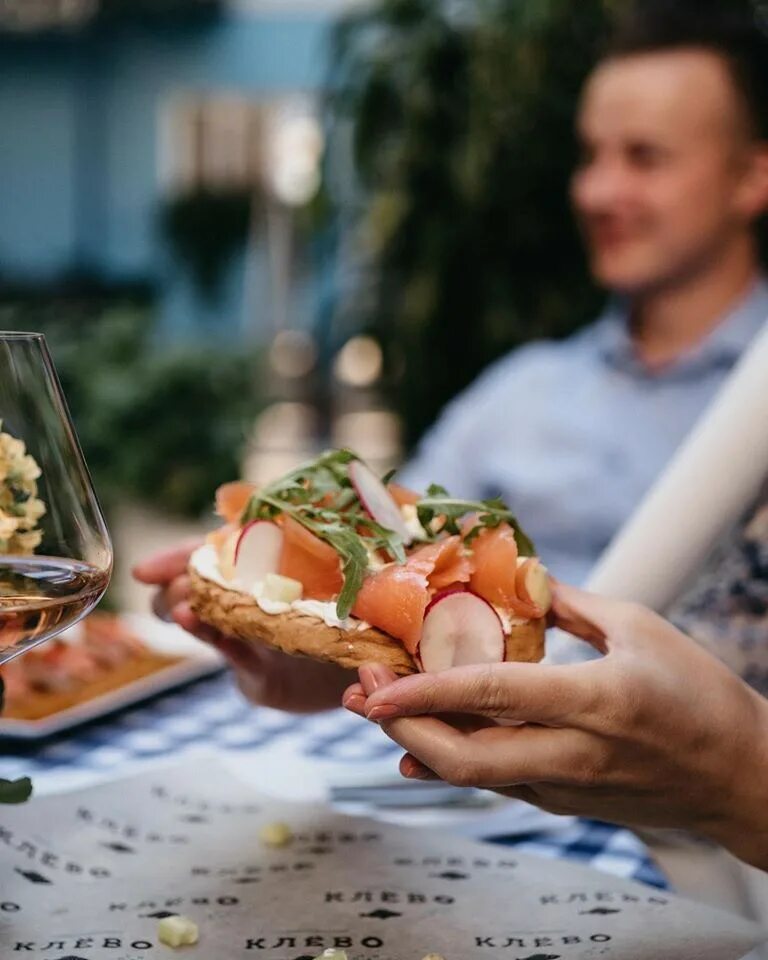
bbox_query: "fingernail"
[342,692,366,712]
[359,665,379,696]
[402,759,431,780]
[359,663,395,696]
[365,703,402,722]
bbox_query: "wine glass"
[0,333,112,666]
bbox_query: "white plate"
[0,615,225,741]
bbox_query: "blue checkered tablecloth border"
[490,820,668,889]
[0,671,668,889]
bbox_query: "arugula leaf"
[415,494,536,556]
[0,777,32,804]
[329,528,370,620]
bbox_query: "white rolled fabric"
[586,319,768,611]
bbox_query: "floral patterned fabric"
[669,481,768,696]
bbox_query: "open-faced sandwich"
[189,450,551,675]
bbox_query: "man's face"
[571,49,761,295]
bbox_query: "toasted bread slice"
[189,569,545,675]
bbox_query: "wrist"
[704,693,768,871]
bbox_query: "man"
[401,0,768,586]
[135,0,768,710]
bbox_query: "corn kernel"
[263,573,303,603]
[259,821,294,847]
[313,951,348,960]
[158,915,199,947]
[421,955,446,960]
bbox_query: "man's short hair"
[606,0,768,140]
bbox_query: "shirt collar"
[596,275,768,379]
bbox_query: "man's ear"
[735,142,768,220]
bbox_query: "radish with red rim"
[234,521,284,586]
[349,460,412,544]
[418,590,505,673]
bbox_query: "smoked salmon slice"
[352,536,471,652]
[469,524,537,617]
[215,481,257,524]
[279,516,344,602]
[353,564,431,654]
[409,537,472,592]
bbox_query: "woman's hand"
[133,544,354,713]
[344,584,768,870]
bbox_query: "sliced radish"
[234,521,284,586]
[349,460,413,544]
[418,590,504,673]
[424,583,468,614]
[514,558,551,614]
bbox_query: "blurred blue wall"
[0,12,333,337]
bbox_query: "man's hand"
[344,584,768,870]
[133,545,354,714]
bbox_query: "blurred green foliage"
[329,0,612,447]
[160,189,254,303]
[0,283,261,518]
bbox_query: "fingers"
[360,663,399,695]
[361,661,598,727]
[342,664,400,718]
[548,582,611,653]
[400,754,440,780]
[342,682,366,717]
[379,715,586,788]
[551,582,669,654]
[171,601,226,647]
[132,541,201,585]
[151,575,192,623]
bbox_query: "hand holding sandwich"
[344,583,768,872]
[133,543,354,713]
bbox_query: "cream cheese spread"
[190,544,369,631]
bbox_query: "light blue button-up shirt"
[401,278,768,586]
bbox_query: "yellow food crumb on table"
[259,821,294,847]
[158,915,199,947]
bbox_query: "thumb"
[132,541,201,585]
[549,581,643,654]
